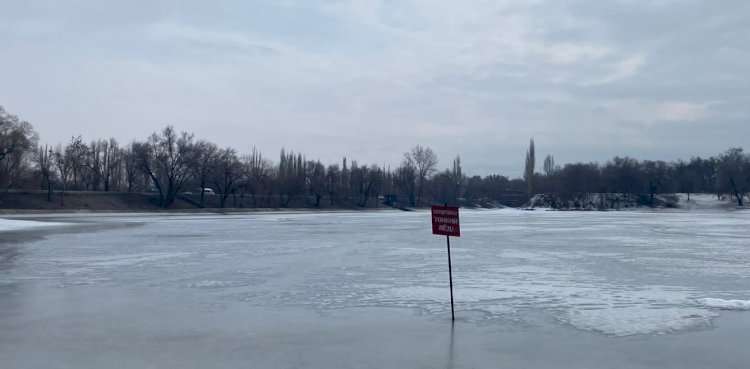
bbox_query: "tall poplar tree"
[524,138,535,198]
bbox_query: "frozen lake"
[1,209,749,368]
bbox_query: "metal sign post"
[446,233,454,321]
[431,205,460,321]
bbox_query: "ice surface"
[2,209,750,368]
[562,306,717,336]
[184,280,235,288]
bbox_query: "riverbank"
[0,190,411,215]
[525,193,745,212]
[0,190,743,215]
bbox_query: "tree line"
[522,138,750,207]
[1,105,749,208]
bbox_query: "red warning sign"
[431,205,460,237]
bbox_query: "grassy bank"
[0,190,405,214]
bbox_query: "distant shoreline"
[0,207,406,216]
[0,191,419,215]
[0,191,744,216]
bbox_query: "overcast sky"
[1,0,748,176]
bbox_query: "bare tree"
[0,106,39,190]
[36,145,54,201]
[192,140,219,205]
[241,147,272,207]
[109,138,123,191]
[395,162,417,206]
[212,147,241,208]
[133,126,196,208]
[643,160,668,207]
[718,148,749,206]
[276,149,305,207]
[559,162,601,194]
[349,162,382,207]
[121,143,140,192]
[324,164,340,206]
[431,169,454,204]
[689,156,718,196]
[404,145,438,206]
[52,138,80,206]
[100,138,121,191]
[85,138,121,191]
[603,156,643,195]
[369,165,384,207]
[675,160,700,201]
[305,160,326,207]
[64,137,88,190]
[87,139,103,191]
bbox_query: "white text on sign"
[431,205,460,237]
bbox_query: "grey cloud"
[0,0,747,176]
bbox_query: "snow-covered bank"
[524,192,745,211]
[675,194,746,211]
[525,193,656,210]
[0,218,68,232]
[697,298,750,311]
